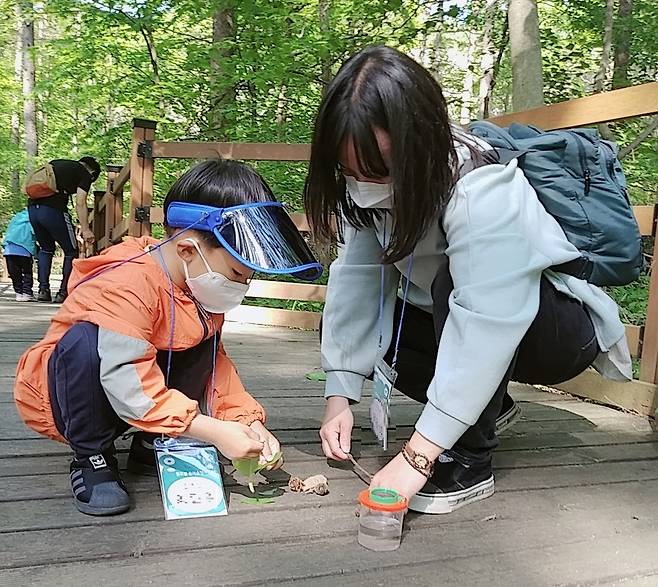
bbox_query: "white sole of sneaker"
[408,475,495,515]
[495,402,521,435]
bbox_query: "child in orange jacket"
[14,159,322,516]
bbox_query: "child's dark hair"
[80,156,101,181]
[163,159,275,248]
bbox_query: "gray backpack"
[468,121,643,286]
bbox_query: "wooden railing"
[91,82,658,415]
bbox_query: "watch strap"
[401,441,433,478]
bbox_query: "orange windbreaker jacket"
[14,236,265,443]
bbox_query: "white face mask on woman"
[345,176,394,209]
[181,238,249,314]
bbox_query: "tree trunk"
[208,6,235,140]
[595,0,616,140]
[594,0,615,93]
[428,1,446,82]
[460,39,476,124]
[508,0,544,111]
[478,0,499,119]
[20,0,38,167]
[484,18,509,118]
[318,0,333,91]
[140,26,160,83]
[275,83,288,131]
[613,0,633,89]
[11,3,23,195]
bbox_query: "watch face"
[414,455,430,469]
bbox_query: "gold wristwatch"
[402,441,434,478]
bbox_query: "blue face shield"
[166,201,323,281]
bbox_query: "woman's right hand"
[320,396,354,460]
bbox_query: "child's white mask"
[181,238,249,314]
[345,176,394,209]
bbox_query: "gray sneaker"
[69,453,130,516]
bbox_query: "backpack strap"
[458,148,525,177]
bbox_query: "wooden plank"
[633,205,656,237]
[290,212,310,232]
[140,124,156,236]
[110,217,129,243]
[152,141,311,161]
[488,82,658,130]
[282,532,658,587]
[111,162,130,196]
[640,248,658,383]
[626,323,642,358]
[1,478,658,577]
[226,305,321,329]
[246,279,326,302]
[148,206,164,224]
[128,123,147,237]
[552,369,658,417]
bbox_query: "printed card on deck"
[154,436,228,520]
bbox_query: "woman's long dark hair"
[304,45,480,263]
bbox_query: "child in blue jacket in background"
[3,209,37,301]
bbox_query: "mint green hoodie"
[321,153,631,450]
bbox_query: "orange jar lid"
[358,488,408,512]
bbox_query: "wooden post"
[104,164,122,247]
[639,204,658,384]
[92,189,105,254]
[128,118,157,237]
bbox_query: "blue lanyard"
[377,218,414,371]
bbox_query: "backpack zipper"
[573,133,591,195]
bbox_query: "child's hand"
[211,420,264,460]
[249,421,283,470]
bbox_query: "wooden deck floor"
[1,282,658,586]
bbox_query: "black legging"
[383,276,599,462]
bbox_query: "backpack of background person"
[24,163,58,199]
[468,121,643,286]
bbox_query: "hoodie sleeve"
[321,221,400,402]
[415,160,583,449]
[84,278,199,436]
[209,340,266,425]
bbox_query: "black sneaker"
[70,452,130,516]
[495,393,521,434]
[53,291,67,304]
[37,288,52,302]
[409,452,494,514]
[126,432,158,476]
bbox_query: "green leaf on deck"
[305,370,327,382]
[241,496,276,505]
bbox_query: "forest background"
[1,0,656,327]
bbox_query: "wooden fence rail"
[90,82,658,415]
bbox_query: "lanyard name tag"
[154,436,228,520]
[370,358,397,451]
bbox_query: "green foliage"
[1,0,656,323]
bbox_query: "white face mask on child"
[181,238,249,314]
[345,176,394,209]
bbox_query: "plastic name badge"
[370,358,397,451]
[154,436,228,520]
